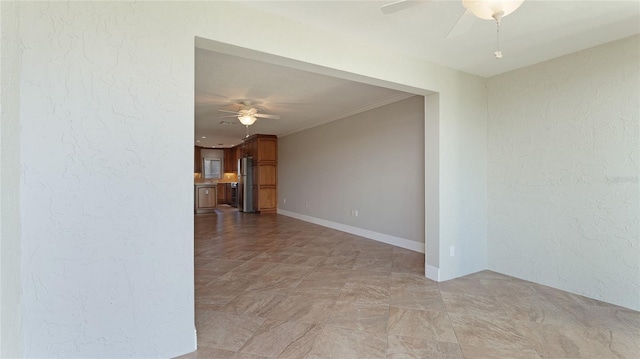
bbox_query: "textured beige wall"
[9,1,489,357]
[1,0,23,356]
[487,35,640,310]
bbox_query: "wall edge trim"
[425,265,440,281]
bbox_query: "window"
[203,158,221,179]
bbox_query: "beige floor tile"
[347,269,392,287]
[292,279,345,297]
[195,287,242,310]
[390,287,446,311]
[218,251,262,261]
[206,274,263,292]
[495,293,579,326]
[297,246,333,256]
[307,326,387,359]
[441,292,510,319]
[263,263,315,278]
[282,254,324,267]
[195,309,216,329]
[326,300,389,334]
[594,329,640,359]
[514,320,617,358]
[229,261,279,276]
[318,254,358,270]
[244,275,302,295]
[234,352,270,359]
[219,291,286,317]
[339,282,390,306]
[388,306,458,342]
[252,252,292,263]
[532,282,620,309]
[480,278,538,298]
[193,207,639,359]
[387,335,464,359]
[198,259,246,274]
[457,343,542,359]
[267,293,338,324]
[173,346,236,359]
[360,241,395,253]
[352,258,392,272]
[392,253,424,274]
[391,272,439,292]
[304,267,351,283]
[438,276,492,296]
[357,251,393,261]
[448,313,538,355]
[239,318,321,358]
[196,312,265,352]
[466,270,515,281]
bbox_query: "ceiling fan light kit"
[238,114,257,126]
[462,0,524,20]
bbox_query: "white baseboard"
[425,265,440,281]
[277,209,425,253]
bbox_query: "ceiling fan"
[218,100,281,126]
[382,0,525,58]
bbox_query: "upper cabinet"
[194,146,202,173]
[223,148,235,173]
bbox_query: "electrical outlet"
[449,245,455,257]
[305,203,309,209]
[283,198,286,204]
[354,210,358,217]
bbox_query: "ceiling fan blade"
[219,115,239,119]
[445,9,475,40]
[254,114,280,120]
[381,0,429,15]
[218,109,240,114]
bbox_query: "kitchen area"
[194,134,278,215]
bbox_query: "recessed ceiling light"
[196,140,200,143]
[201,136,206,139]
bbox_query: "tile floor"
[178,206,639,359]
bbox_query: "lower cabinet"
[195,185,217,214]
[217,184,227,204]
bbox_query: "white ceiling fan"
[382,0,525,58]
[218,100,281,126]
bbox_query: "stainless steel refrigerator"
[238,157,254,212]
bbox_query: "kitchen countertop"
[194,182,217,187]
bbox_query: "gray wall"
[278,96,425,246]
[487,35,639,310]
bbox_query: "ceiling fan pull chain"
[493,11,504,59]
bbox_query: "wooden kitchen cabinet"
[223,148,235,173]
[194,146,202,173]
[217,183,227,204]
[225,184,232,204]
[242,134,278,214]
[195,184,217,214]
[235,144,244,161]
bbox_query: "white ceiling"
[195,0,639,147]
